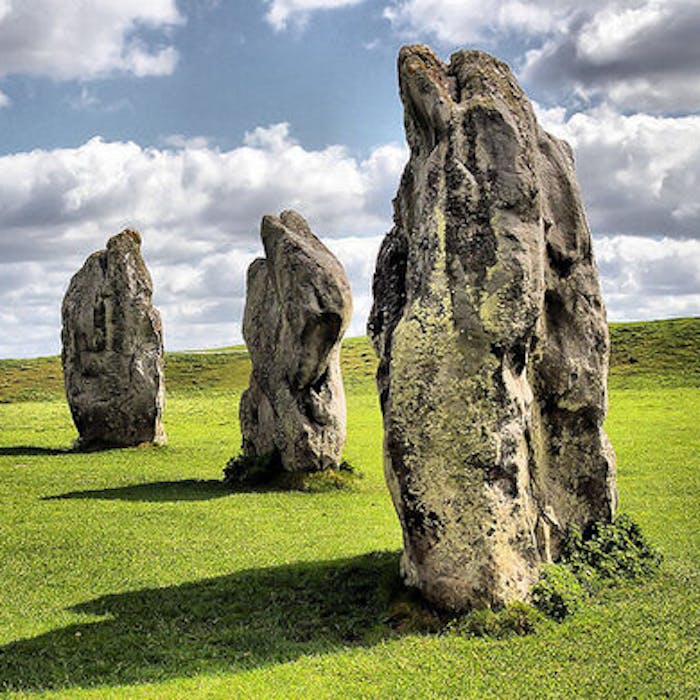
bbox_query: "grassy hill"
[0,318,698,698]
[1,317,698,403]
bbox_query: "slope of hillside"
[608,317,700,388]
[0,317,698,403]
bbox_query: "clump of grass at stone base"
[223,452,362,492]
[531,564,586,622]
[445,601,545,638]
[532,513,662,622]
[382,583,544,639]
[387,513,662,637]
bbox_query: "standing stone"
[62,230,166,447]
[368,45,617,610]
[237,211,352,475]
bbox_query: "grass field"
[0,318,698,698]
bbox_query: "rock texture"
[239,211,352,473]
[368,45,617,610]
[62,230,166,447]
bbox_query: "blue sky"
[1,2,407,156]
[1,0,699,357]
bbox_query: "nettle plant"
[562,514,663,589]
[532,514,662,621]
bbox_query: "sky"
[1,0,699,358]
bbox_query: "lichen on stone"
[237,210,353,476]
[61,229,166,448]
[368,45,617,611]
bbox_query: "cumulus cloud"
[383,0,700,113]
[2,111,698,358]
[595,236,700,322]
[537,105,700,239]
[264,0,366,31]
[0,125,407,357]
[534,100,700,322]
[0,88,9,107]
[522,0,700,112]
[0,0,183,80]
[383,0,584,45]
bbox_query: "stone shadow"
[0,551,400,694]
[0,443,141,457]
[42,479,230,503]
[0,446,73,457]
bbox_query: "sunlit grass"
[0,319,697,698]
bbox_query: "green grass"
[2,318,697,404]
[608,317,700,389]
[0,319,698,698]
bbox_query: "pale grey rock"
[61,229,166,447]
[239,211,352,473]
[368,45,617,610]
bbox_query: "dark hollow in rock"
[368,45,617,611]
[61,229,166,448]
[238,210,352,474]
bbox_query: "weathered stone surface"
[239,210,352,473]
[61,230,166,447]
[368,45,617,610]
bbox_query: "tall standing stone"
[368,46,617,610]
[62,230,166,447]
[237,210,352,475]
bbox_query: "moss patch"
[223,453,362,493]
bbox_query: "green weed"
[531,564,586,621]
[563,514,663,591]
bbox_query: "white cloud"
[0,0,183,80]
[384,1,700,112]
[121,42,179,78]
[383,0,580,44]
[0,88,9,108]
[595,235,700,322]
[536,105,700,239]
[2,108,698,358]
[161,134,211,150]
[535,100,700,320]
[0,126,407,357]
[521,0,700,112]
[264,0,366,31]
[575,3,664,64]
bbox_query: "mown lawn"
[0,319,698,698]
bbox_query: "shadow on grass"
[42,479,230,503]
[0,443,143,457]
[0,551,401,694]
[0,445,73,457]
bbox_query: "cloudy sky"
[1,0,698,357]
